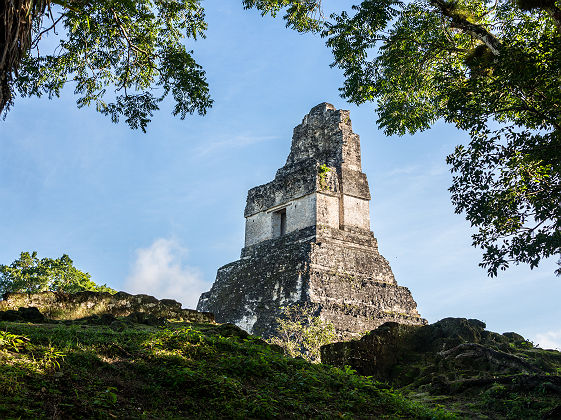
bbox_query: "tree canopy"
[0,251,115,295]
[246,0,561,276]
[2,0,559,275]
[1,0,212,132]
[1,0,329,130]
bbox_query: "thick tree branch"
[430,0,502,55]
[110,8,151,58]
[32,13,65,49]
[544,5,561,31]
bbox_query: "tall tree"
[246,0,561,276]
[1,0,212,132]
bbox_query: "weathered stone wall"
[0,291,215,323]
[199,225,425,339]
[341,195,370,230]
[244,210,274,246]
[283,103,361,172]
[243,103,370,248]
[198,103,426,339]
[244,164,317,217]
[316,192,339,228]
[199,227,314,335]
[285,194,317,235]
[244,193,318,247]
[312,227,396,283]
[340,167,370,200]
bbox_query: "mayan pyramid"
[198,103,426,339]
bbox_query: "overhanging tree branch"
[430,0,502,55]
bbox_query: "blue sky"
[1,1,559,349]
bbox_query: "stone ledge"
[315,298,426,322]
[240,226,316,258]
[316,225,377,248]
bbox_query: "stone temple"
[197,103,426,339]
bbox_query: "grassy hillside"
[0,319,453,419]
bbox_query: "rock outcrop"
[321,318,561,394]
[198,103,426,339]
[0,291,215,324]
[0,306,45,323]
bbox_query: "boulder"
[0,307,45,323]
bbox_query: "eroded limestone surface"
[198,103,426,339]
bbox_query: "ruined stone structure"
[197,103,426,339]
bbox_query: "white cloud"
[534,329,561,351]
[125,238,208,309]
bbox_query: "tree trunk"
[0,0,49,113]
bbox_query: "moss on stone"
[321,318,561,419]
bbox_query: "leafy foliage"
[0,331,29,353]
[2,0,323,129]
[448,129,561,275]
[4,0,212,131]
[242,0,324,32]
[268,304,337,362]
[4,0,559,273]
[246,0,561,276]
[0,252,115,295]
[0,321,454,419]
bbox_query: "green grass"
[0,321,455,419]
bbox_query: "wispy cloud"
[384,165,419,177]
[124,238,208,309]
[534,328,561,350]
[193,135,278,157]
